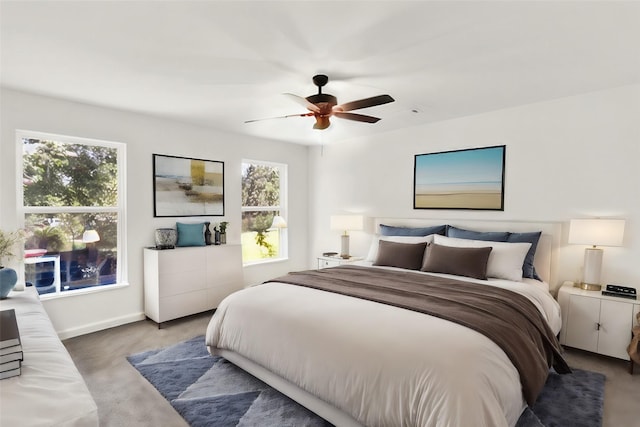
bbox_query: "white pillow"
[433,235,531,282]
[366,234,434,262]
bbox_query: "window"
[18,130,126,297]
[241,160,287,264]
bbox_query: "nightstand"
[558,281,640,360]
[317,256,363,270]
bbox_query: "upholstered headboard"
[373,218,561,286]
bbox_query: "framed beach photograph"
[413,145,505,210]
[153,154,225,217]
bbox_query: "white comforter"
[206,265,562,427]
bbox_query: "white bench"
[0,287,98,427]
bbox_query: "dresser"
[143,245,243,326]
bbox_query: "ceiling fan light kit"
[245,74,394,130]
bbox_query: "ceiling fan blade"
[335,94,395,112]
[245,112,314,123]
[283,93,321,113]
[333,111,381,123]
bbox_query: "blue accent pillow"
[507,231,542,280]
[447,226,509,242]
[379,224,447,237]
[176,222,206,247]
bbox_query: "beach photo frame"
[413,145,505,210]
[153,154,225,217]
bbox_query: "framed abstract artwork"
[413,145,505,210]
[153,154,225,217]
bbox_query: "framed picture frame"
[153,154,225,217]
[413,145,505,210]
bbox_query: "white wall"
[308,84,640,292]
[0,88,309,338]
[2,83,637,336]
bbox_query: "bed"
[206,219,568,427]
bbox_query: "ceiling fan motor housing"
[307,74,336,113]
[305,93,337,109]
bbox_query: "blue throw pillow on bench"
[176,222,206,247]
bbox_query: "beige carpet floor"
[63,312,640,427]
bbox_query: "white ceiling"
[2,1,639,145]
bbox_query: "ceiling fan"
[245,74,394,130]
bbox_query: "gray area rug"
[127,336,605,427]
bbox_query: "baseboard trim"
[57,312,146,340]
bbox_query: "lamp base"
[340,234,350,259]
[582,247,603,288]
[573,282,602,291]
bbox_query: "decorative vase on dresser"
[218,221,229,244]
[204,222,212,245]
[154,228,177,250]
[0,267,18,299]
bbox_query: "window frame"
[241,159,288,265]
[16,129,128,299]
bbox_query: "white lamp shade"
[330,215,365,233]
[270,215,287,229]
[82,229,100,243]
[568,219,625,247]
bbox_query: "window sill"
[38,281,130,301]
[243,257,289,268]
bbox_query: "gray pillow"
[421,243,492,280]
[380,224,447,237]
[373,240,428,270]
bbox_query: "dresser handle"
[596,322,601,331]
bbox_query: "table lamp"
[568,218,625,291]
[330,215,364,259]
